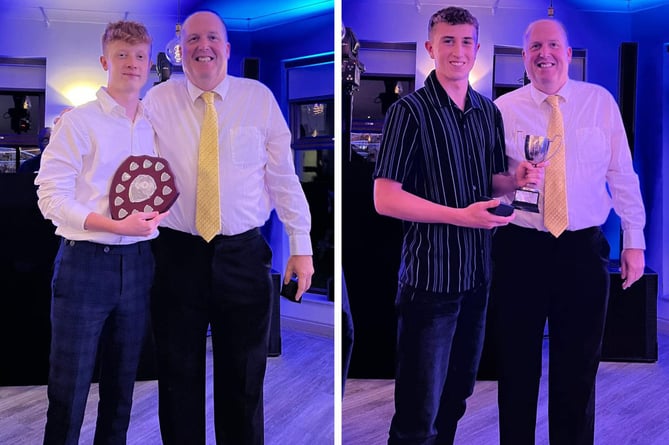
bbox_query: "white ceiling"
[0,0,332,30]
[0,0,201,24]
[383,0,669,14]
[1,0,664,28]
[0,0,664,36]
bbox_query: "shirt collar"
[186,76,230,104]
[425,70,480,112]
[96,86,147,119]
[529,78,573,107]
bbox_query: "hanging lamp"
[165,0,183,65]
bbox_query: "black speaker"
[242,57,260,80]
[601,264,658,362]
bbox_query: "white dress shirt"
[494,79,646,250]
[35,87,158,244]
[142,75,312,255]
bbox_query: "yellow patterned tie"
[544,94,569,237]
[195,91,221,242]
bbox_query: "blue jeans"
[388,283,489,445]
[43,239,153,445]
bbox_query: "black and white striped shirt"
[374,70,507,294]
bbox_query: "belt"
[511,224,601,239]
[61,238,151,254]
[159,226,261,243]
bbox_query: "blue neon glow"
[198,0,334,31]
[564,0,669,13]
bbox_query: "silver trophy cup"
[512,134,554,213]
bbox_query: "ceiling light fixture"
[165,0,183,66]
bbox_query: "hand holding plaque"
[512,134,560,213]
[109,155,179,220]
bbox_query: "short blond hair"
[101,20,152,53]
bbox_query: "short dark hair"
[428,7,479,42]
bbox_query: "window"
[285,54,334,298]
[290,96,334,151]
[351,75,414,134]
[0,89,46,148]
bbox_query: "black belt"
[510,224,601,239]
[159,226,261,243]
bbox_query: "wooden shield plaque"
[109,155,179,220]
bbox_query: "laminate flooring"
[0,323,334,445]
[343,325,669,445]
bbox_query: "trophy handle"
[542,134,563,164]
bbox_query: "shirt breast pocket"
[574,127,609,168]
[229,126,267,167]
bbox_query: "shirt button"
[103,246,110,253]
[68,240,75,246]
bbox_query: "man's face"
[181,11,230,91]
[425,22,479,83]
[100,40,151,95]
[522,20,572,94]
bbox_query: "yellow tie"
[543,94,569,237]
[195,91,221,242]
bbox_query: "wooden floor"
[343,325,669,445]
[0,322,334,445]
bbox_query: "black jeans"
[388,283,489,445]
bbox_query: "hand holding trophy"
[512,133,561,213]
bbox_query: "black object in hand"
[280,278,301,303]
[477,196,515,217]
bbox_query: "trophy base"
[512,188,540,214]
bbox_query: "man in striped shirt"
[373,6,542,445]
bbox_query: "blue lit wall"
[199,0,334,32]
[629,4,669,312]
[219,6,335,276]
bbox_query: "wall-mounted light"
[165,0,183,66]
[39,7,51,28]
[63,84,98,106]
